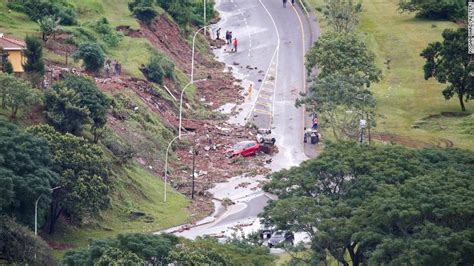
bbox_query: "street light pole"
[164,135,180,203]
[191,26,206,83]
[35,186,62,236]
[204,0,207,36]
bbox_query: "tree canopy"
[421,27,473,111]
[73,42,106,73]
[398,0,467,20]
[0,120,57,226]
[28,125,110,233]
[0,73,42,118]
[262,141,474,265]
[322,0,362,32]
[0,216,54,265]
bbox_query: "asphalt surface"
[162,0,320,240]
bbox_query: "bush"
[0,216,54,265]
[94,18,124,47]
[4,61,13,74]
[399,0,467,20]
[145,53,175,84]
[7,0,77,25]
[73,42,105,72]
[128,0,158,24]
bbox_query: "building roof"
[0,35,26,50]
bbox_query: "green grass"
[47,164,190,259]
[307,0,473,150]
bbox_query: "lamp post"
[35,186,61,236]
[163,25,206,202]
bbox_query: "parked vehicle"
[267,230,295,248]
[226,141,261,158]
[304,127,320,144]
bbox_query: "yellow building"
[0,34,26,73]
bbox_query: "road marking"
[258,0,281,128]
[291,3,307,134]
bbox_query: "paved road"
[163,0,319,240]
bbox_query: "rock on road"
[160,0,320,240]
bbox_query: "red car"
[226,141,261,158]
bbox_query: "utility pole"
[191,140,198,200]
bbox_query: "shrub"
[0,216,54,265]
[73,42,105,72]
[399,0,467,20]
[94,17,124,47]
[4,61,13,74]
[145,53,175,84]
[128,0,157,24]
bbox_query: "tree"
[0,73,41,118]
[302,33,380,139]
[322,0,362,32]
[45,74,110,139]
[0,216,54,265]
[306,32,381,85]
[297,74,376,139]
[44,85,90,134]
[73,42,105,73]
[0,120,58,226]
[63,233,180,265]
[38,15,61,42]
[128,0,157,24]
[59,74,111,142]
[28,125,110,233]
[168,237,275,265]
[398,0,467,20]
[421,27,473,111]
[23,36,45,86]
[262,142,474,265]
[3,61,13,74]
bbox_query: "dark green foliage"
[302,32,380,139]
[7,0,77,25]
[44,85,90,134]
[0,73,42,118]
[262,141,474,265]
[45,74,111,137]
[128,0,157,24]
[145,53,175,85]
[0,216,54,265]
[0,120,58,226]
[28,125,110,233]
[3,61,13,74]
[73,42,106,72]
[399,0,467,20]
[421,27,473,111]
[60,74,111,141]
[156,0,215,27]
[169,237,275,265]
[63,233,275,265]
[23,36,45,76]
[63,233,179,265]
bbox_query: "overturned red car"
[226,141,261,158]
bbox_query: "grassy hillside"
[0,0,194,258]
[307,0,473,150]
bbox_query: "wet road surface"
[160,0,320,241]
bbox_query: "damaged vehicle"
[226,141,261,158]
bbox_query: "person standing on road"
[225,30,230,44]
[216,28,221,40]
[283,0,287,7]
[233,37,238,52]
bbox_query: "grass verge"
[307,0,473,149]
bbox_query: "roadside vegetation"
[307,0,473,149]
[263,141,474,265]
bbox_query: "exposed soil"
[42,15,269,225]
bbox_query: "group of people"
[104,59,122,78]
[282,0,296,7]
[216,28,238,53]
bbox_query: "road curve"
[162,0,319,240]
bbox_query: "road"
[161,0,319,241]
